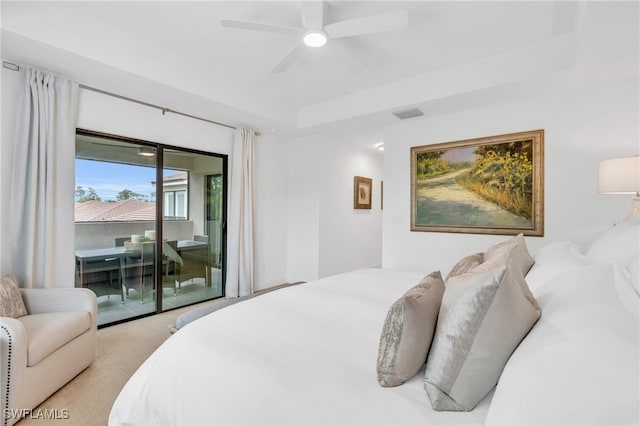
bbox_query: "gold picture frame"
[410,129,544,236]
[354,176,373,210]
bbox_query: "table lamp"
[598,155,640,221]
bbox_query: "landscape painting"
[410,130,544,236]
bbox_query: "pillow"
[445,252,484,282]
[528,240,639,320]
[630,254,639,297]
[424,243,541,411]
[525,241,589,292]
[377,271,444,387]
[586,217,640,265]
[586,218,640,298]
[612,261,640,320]
[485,233,534,277]
[0,274,28,318]
[485,263,639,425]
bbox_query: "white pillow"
[525,241,589,293]
[624,251,640,298]
[630,255,639,296]
[485,263,639,425]
[611,261,640,319]
[586,217,640,265]
[586,218,640,302]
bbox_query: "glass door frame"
[76,128,228,325]
[205,173,225,273]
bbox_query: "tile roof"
[75,199,155,222]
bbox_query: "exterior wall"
[75,221,194,250]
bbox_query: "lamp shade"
[598,156,640,194]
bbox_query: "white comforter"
[109,269,493,425]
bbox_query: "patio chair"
[121,241,182,303]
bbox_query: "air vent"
[392,108,424,120]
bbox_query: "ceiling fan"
[221,2,409,73]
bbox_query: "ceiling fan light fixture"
[303,30,327,47]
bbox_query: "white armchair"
[1,288,97,426]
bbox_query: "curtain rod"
[3,60,261,136]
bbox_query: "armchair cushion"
[0,274,28,318]
[18,312,92,367]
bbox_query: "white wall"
[77,89,234,154]
[287,134,383,283]
[318,138,383,278]
[382,77,639,276]
[286,136,322,282]
[254,133,289,290]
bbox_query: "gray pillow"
[485,233,534,277]
[424,244,541,411]
[377,271,444,387]
[445,252,484,282]
[0,274,28,318]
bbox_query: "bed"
[109,220,639,426]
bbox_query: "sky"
[75,159,177,201]
[441,146,477,164]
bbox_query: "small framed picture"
[354,176,373,210]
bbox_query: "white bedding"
[109,269,494,425]
[110,225,640,426]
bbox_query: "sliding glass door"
[206,174,224,275]
[74,130,226,326]
[161,150,225,311]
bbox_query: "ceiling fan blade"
[332,39,367,70]
[324,9,408,39]
[270,42,307,73]
[220,19,303,35]
[301,1,324,29]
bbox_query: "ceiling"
[1,1,638,147]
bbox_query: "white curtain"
[225,128,255,298]
[9,68,78,288]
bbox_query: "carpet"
[18,300,215,426]
[17,284,302,425]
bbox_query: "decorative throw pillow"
[445,252,484,282]
[424,242,541,411]
[485,233,534,277]
[0,274,28,318]
[377,271,445,387]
